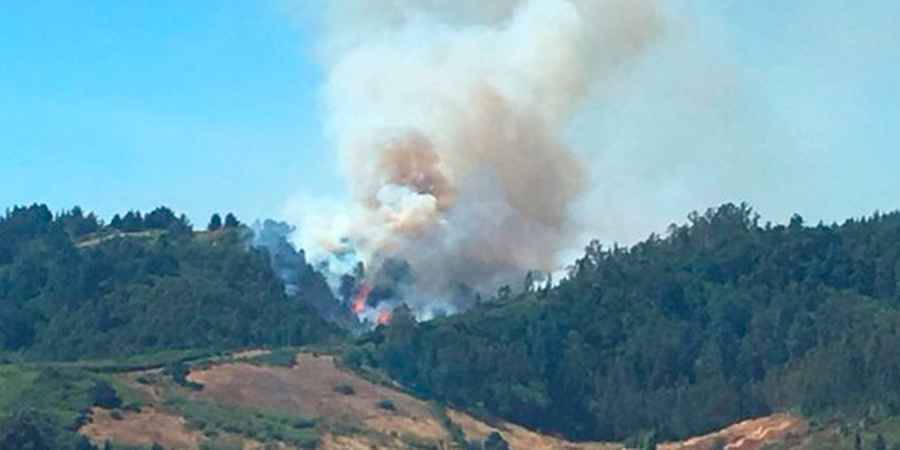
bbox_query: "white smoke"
[289,0,664,318]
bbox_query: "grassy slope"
[2,348,608,449]
[0,365,37,412]
[62,349,823,450]
[6,346,890,450]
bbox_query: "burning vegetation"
[295,0,663,322]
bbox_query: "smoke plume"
[294,0,663,320]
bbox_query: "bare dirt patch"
[660,413,809,450]
[187,353,449,442]
[81,353,810,450]
[75,231,157,249]
[318,433,407,450]
[80,407,202,450]
[229,349,272,360]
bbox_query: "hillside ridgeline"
[353,204,900,443]
[0,204,343,362]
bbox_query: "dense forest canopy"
[0,204,343,361]
[352,203,900,442]
[7,201,900,446]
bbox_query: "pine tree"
[483,432,509,450]
[208,213,222,232]
[224,213,240,229]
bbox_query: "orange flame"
[377,310,393,326]
[353,283,372,315]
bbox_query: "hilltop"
[6,203,900,449]
[353,204,900,445]
[0,204,344,362]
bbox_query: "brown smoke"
[302,0,664,319]
[455,86,586,229]
[376,133,454,212]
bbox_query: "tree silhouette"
[208,213,222,232]
[484,432,509,450]
[224,213,240,229]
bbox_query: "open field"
[68,350,822,450]
[0,348,840,449]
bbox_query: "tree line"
[0,204,343,361]
[351,203,900,442]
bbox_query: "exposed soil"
[82,352,810,450]
[75,231,157,248]
[185,353,627,449]
[659,413,808,450]
[318,434,377,450]
[187,353,449,442]
[80,407,202,450]
[229,349,272,360]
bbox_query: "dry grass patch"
[80,407,201,450]
[188,353,449,442]
[659,414,808,450]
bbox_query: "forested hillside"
[353,204,900,443]
[0,204,343,361]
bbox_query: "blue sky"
[709,1,900,217]
[0,1,898,234]
[0,1,336,226]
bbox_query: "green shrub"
[376,399,396,411]
[92,380,123,409]
[399,433,439,450]
[163,362,203,391]
[244,350,298,369]
[333,383,355,396]
[483,432,509,450]
[430,403,467,447]
[165,397,318,449]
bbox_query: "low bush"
[376,399,396,411]
[333,383,355,396]
[165,397,318,449]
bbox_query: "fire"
[377,310,393,326]
[353,282,372,314]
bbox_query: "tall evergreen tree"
[224,213,240,229]
[483,432,509,450]
[208,213,222,232]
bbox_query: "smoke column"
[296,0,663,319]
